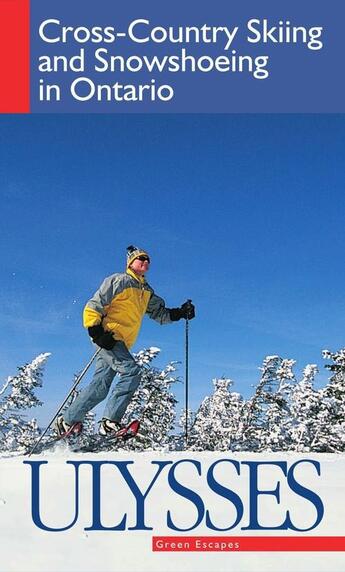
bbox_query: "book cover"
[0,1,344,571]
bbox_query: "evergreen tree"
[96,348,179,452]
[290,364,323,451]
[175,407,195,451]
[0,353,49,453]
[259,358,296,451]
[75,409,96,447]
[314,349,345,452]
[3,345,345,455]
[188,378,244,451]
[241,356,283,451]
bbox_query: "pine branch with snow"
[121,349,179,451]
[174,407,195,451]
[289,364,324,451]
[240,355,283,451]
[314,349,345,452]
[187,378,245,451]
[0,353,50,453]
[4,345,345,455]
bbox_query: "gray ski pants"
[64,341,142,424]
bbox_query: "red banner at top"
[0,0,29,113]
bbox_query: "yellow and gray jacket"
[83,268,172,349]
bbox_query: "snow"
[1,348,345,570]
[0,451,344,572]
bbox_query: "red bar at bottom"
[152,536,345,552]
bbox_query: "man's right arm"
[83,274,122,327]
[83,274,123,350]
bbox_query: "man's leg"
[64,351,116,424]
[102,341,142,422]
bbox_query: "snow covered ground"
[0,450,344,572]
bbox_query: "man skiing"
[57,245,195,438]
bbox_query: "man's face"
[130,255,150,276]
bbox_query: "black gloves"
[181,300,195,319]
[169,300,195,321]
[88,325,116,350]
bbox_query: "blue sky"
[1,114,344,425]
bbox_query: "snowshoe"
[27,417,83,455]
[55,415,83,439]
[99,418,140,441]
[99,418,123,437]
[119,419,140,440]
[76,419,141,453]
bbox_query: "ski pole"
[28,346,102,456]
[184,299,192,449]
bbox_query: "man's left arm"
[146,291,172,324]
[146,290,195,324]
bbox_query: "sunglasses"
[136,255,150,263]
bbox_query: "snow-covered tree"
[290,364,323,451]
[0,353,49,453]
[259,358,296,451]
[187,378,244,451]
[175,407,195,451]
[73,409,96,447]
[4,345,345,455]
[241,356,283,451]
[105,348,179,452]
[313,348,345,452]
